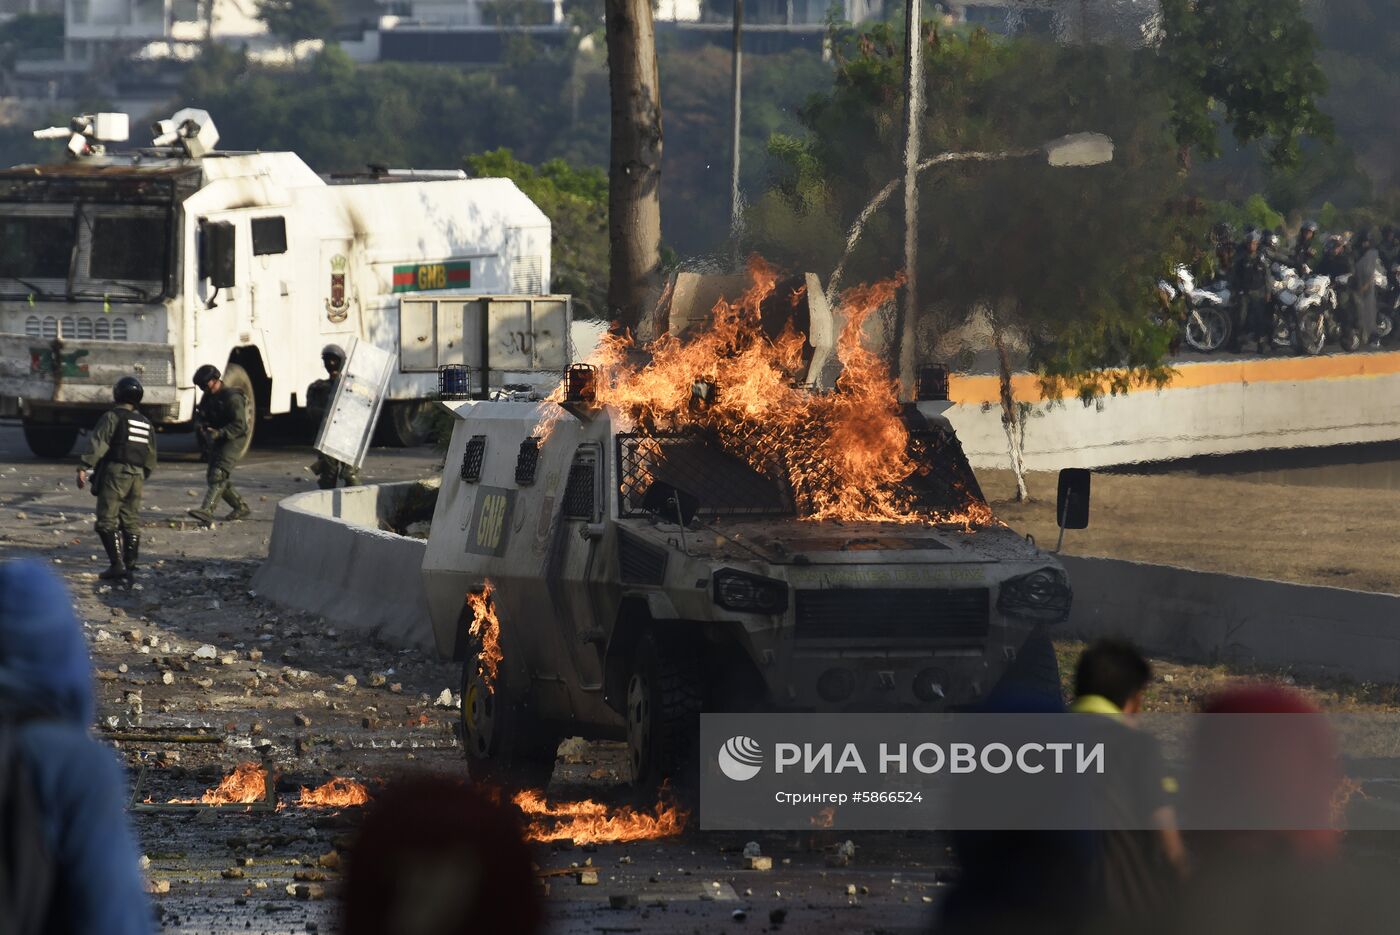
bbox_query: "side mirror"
[199,220,236,289]
[1056,468,1091,531]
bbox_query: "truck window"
[0,213,74,280]
[251,217,287,256]
[90,215,167,281]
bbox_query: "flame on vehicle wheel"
[467,581,503,688]
[512,789,688,845]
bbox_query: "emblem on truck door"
[325,254,349,322]
[466,486,514,557]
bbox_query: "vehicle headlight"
[997,568,1071,623]
[713,569,789,614]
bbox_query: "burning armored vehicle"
[421,268,1085,792]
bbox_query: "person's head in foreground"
[342,775,542,935]
[1072,638,1152,715]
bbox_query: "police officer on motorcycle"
[77,377,156,581]
[307,344,362,489]
[1292,220,1321,273]
[1230,230,1272,353]
[188,364,251,526]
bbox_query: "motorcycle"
[1158,266,1232,353]
[1375,267,1395,343]
[1270,264,1331,356]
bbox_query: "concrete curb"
[251,481,437,651]
[1060,554,1400,684]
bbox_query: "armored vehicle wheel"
[221,363,257,459]
[376,400,434,448]
[626,633,702,800]
[460,648,556,791]
[991,633,1063,706]
[22,422,79,459]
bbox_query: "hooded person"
[0,560,152,935]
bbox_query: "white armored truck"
[421,279,1086,794]
[0,110,552,456]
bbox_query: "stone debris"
[193,645,218,660]
[744,856,773,871]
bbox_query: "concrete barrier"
[251,481,438,650]
[1060,554,1400,684]
[947,351,1400,471]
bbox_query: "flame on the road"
[512,789,687,845]
[555,259,992,527]
[168,762,267,805]
[467,581,503,688]
[298,778,371,808]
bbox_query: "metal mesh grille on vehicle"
[618,531,667,585]
[903,427,986,511]
[460,435,486,483]
[616,431,794,519]
[515,437,540,486]
[794,588,990,641]
[562,462,595,519]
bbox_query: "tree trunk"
[605,0,664,334]
[993,321,1029,502]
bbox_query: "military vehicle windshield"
[0,211,74,283]
[0,204,169,299]
[899,426,987,514]
[618,432,796,521]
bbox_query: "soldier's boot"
[97,530,127,580]
[188,487,220,526]
[122,529,140,574]
[223,488,251,522]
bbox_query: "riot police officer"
[77,377,156,580]
[1230,230,1272,353]
[1292,220,1320,272]
[307,344,362,489]
[188,364,251,526]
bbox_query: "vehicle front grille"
[794,588,990,641]
[26,315,129,341]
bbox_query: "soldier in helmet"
[76,376,156,580]
[188,364,251,526]
[307,344,362,489]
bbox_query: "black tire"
[376,399,433,448]
[1377,312,1394,342]
[991,633,1063,706]
[625,632,702,801]
[1184,306,1230,353]
[1298,312,1327,356]
[22,422,80,459]
[460,643,557,792]
[220,362,257,459]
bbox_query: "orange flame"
[512,789,688,845]
[467,581,503,688]
[551,259,993,527]
[168,762,267,805]
[297,778,371,808]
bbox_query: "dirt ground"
[5,424,1400,933]
[981,464,1400,596]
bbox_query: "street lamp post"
[825,132,1115,398]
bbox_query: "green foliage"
[467,148,609,318]
[1156,0,1332,166]
[749,25,1199,402]
[256,0,338,43]
[1240,193,1285,232]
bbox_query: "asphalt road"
[0,425,953,935]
